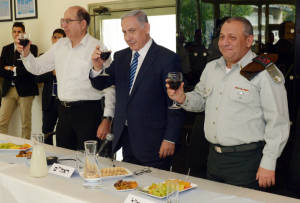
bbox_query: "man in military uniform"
[167,17,290,189]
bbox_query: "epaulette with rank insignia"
[240,54,283,83]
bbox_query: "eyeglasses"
[60,18,82,26]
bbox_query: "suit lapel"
[129,42,157,99]
[122,49,132,97]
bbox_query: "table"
[0,134,299,203]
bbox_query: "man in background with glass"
[90,10,185,170]
[36,28,66,145]
[167,17,290,189]
[17,6,115,150]
[0,22,38,139]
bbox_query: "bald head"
[67,6,90,29]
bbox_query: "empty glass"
[81,140,102,189]
[166,180,179,203]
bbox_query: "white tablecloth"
[0,134,299,203]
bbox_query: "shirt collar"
[64,33,89,47]
[132,38,153,58]
[216,50,256,70]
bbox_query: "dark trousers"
[207,143,263,190]
[56,100,103,150]
[120,126,171,170]
[42,97,59,145]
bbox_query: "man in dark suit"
[37,28,66,144]
[0,22,38,139]
[90,10,185,170]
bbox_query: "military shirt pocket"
[230,85,253,103]
[199,85,213,98]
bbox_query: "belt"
[60,100,99,108]
[212,141,265,153]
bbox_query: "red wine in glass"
[167,72,183,109]
[100,51,111,61]
[167,81,181,90]
[19,39,30,47]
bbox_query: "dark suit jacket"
[0,43,39,97]
[36,72,57,111]
[90,41,185,162]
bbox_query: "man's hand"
[92,45,104,71]
[159,140,175,159]
[4,66,14,71]
[166,80,186,104]
[96,119,112,140]
[256,167,275,188]
[16,39,31,57]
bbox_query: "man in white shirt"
[17,6,115,150]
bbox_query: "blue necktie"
[129,52,140,90]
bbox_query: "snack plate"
[0,141,32,152]
[115,188,136,192]
[100,167,133,180]
[114,179,138,192]
[139,182,197,199]
[80,167,133,182]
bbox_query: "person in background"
[0,22,38,139]
[37,28,66,145]
[90,10,185,170]
[185,29,207,86]
[17,6,115,150]
[167,17,290,189]
[263,32,276,54]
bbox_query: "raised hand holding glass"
[167,72,183,109]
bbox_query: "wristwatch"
[102,116,113,121]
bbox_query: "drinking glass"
[166,180,179,203]
[99,45,112,76]
[82,140,102,189]
[167,72,183,109]
[18,33,30,59]
[75,150,85,175]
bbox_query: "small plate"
[113,179,138,192]
[100,167,133,180]
[115,188,136,192]
[0,142,32,152]
[139,182,197,199]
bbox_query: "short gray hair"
[121,10,148,26]
[223,16,253,36]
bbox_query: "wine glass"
[99,45,112,76]
[17,33,30,60]
[167,72,183,109]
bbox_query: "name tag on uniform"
[49,163,75,178]
[124,194,155,203]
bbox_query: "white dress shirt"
[22,34,115,117]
